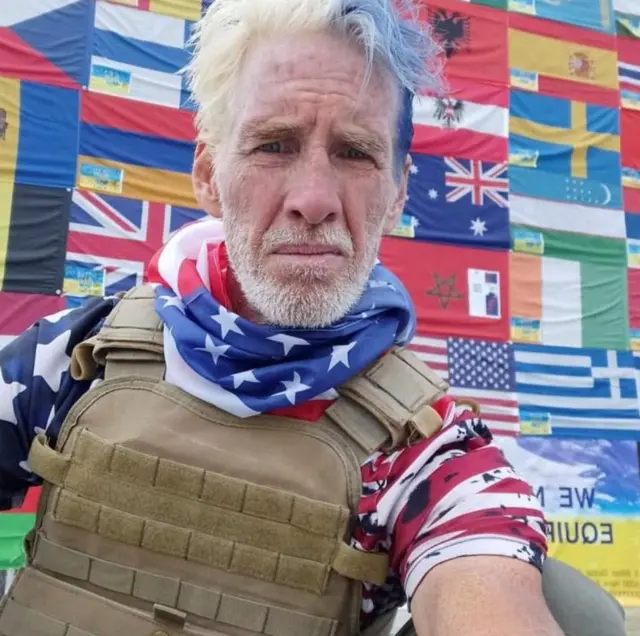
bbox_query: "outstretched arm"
[411,555,564,636]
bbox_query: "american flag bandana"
[146,218,416,417]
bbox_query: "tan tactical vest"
[0,285,448,636]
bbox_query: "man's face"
[194,32,409,327]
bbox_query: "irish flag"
[0,487,40,569]
[509,221,630,351]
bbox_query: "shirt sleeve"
[0,297,118,507]
[356,399,548,605]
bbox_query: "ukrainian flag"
[509,90,621,186]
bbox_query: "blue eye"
[259,141,285,153]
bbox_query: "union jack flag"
[445,158,508,207]
[65,189,204,297]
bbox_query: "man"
[0,0,627,635]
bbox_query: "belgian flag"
[0,76,75,294]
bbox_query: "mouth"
[271,244,345,257]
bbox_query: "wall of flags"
[0,0,639,609]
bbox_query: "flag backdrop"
[0,0,639,611]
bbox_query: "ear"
[192,142,222,218]
[382,155,411,234]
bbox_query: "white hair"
[185,0,440,150]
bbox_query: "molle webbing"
[70,284,164,382]
[27,537,339,636]
[326,347,448,456]
[1,568,338,636]
[28,431,389,590]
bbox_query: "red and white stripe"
[408,335,521,437]
[412,81,508,163]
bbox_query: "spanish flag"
[509,14,619,107]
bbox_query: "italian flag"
[0,487,40,569]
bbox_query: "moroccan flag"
[0,487,40,570]
[0,182,71,294]
[101,0,201,21]
[416,0,508,86]
[510,226,628,350]
[380,236,509,341]
[0,0,91,88]
[77,92,198,208]
[509,14,618,107]
[0,77,79,189]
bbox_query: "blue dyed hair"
[337,0,441,178]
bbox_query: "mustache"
[261,226,354,256]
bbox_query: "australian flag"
[397,153,510,248]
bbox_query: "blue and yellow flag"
[509,90,621,191]
[0,77,79,189]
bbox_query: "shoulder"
[0,295,122,497]
[1,296,120,370]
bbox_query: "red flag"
[0,293,65,347]
[622,108,640,170]
[416,0,508,86]
[509,12,619,107]
[625,187,640,214]
[380,237,509,341]
[412,79,508,163]
[630,269,640,335]
[618,35,640,97]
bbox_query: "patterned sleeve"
[355,396,548,609]
[0,297,118,507]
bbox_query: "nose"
[283,151,342,225]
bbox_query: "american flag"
[65,189,204,295]
[445,158,508,207]
[408,335,520,436]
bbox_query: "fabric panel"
[0,0,92,88]
[0,184,71,294]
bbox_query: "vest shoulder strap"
[70,284,165,382]
[70,286,449,455]
[324,347,449,460]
